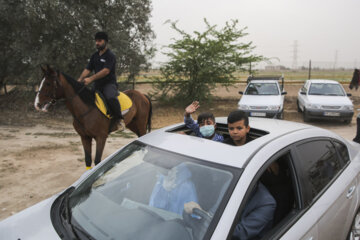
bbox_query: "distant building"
[265,65,288,70]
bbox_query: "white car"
[1,118,360,240]
[297,79,354,123]
[238,76,287,119]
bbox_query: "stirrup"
[117,119,125,132]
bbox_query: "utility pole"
[333,50,338,70]
[308,60,311,79]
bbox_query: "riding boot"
[353,115,360,143]
[108,98,125,131]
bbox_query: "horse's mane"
[61,72,96,106]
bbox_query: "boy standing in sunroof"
[184,101,224,142]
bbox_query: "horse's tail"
[145,95,152,133]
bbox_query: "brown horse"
[34,65,152,169]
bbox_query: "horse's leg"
[80,135,92,170]
[94,136,107,165]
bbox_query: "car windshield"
[245,82,279,95]
[308,83,345,96]
[68,142,239,240]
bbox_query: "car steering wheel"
[183,208,212,240]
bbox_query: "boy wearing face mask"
[184,101,224,142]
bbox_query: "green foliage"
[0,0,155,89]
[152,19,263,106]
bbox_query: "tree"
[0,0,155,92]
[152,19,263,105]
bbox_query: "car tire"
[277,111,284,120]
[303,109,310,122]
[347,208,360,240]
[344,119,352,124]
[297,100,301,113]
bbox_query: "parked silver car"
[297,79,354,123]
[1,117,360,240]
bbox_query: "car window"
[68,142,239,240]
[245,83,279,95]
[296,140,343,203]
[308,83,345,96]
[333,141,350,166]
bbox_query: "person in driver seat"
[149,163,198,215]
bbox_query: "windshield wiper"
[59,189,94,240]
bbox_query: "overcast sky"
[150,0,360,68]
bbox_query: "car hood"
[239,95,282,106]
[307,95,353,105]
[0,195,60,239]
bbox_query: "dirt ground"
[0,83,359,221]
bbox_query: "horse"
[34,65,152,169]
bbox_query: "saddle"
[95,91,133,119]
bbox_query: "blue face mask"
[200,125,215,138]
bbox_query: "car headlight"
[305,103,321,109]
[267,105,280,110]
[238,104,249,110]
[343,105,354,111]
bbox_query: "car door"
[223,141,319,240]
[291,138,358,240]
[298,81,309,111]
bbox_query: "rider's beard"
[96,42,106,51]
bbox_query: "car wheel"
[277,111,284,119]
[303,109,310,122]
[348,208,360,240]
[297,100,301,113]
[344,119,352,124]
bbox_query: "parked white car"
[1,117,360,240]
[238,76,287,119]
[297,79,354,123]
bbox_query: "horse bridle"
[37,71,86,105]
[36,72,60,105]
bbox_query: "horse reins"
[38,72,96,122]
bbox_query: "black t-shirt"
[223,135,252,146]
[86,49,117,89]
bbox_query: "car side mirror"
[239,91,243,95]
[300,91,306,95]
[347,93,352,97]
[281,91,287,95]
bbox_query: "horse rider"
[77,31,124,130]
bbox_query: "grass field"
[118,69,354,83]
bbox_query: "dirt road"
[0,83,359,221]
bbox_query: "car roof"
[307,79,340,84]
[249,80,279,84]
[137,118,335,169]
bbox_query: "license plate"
[250,112,266,117]
[324,112,340,116]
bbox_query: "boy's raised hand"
[185,101,200,115]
